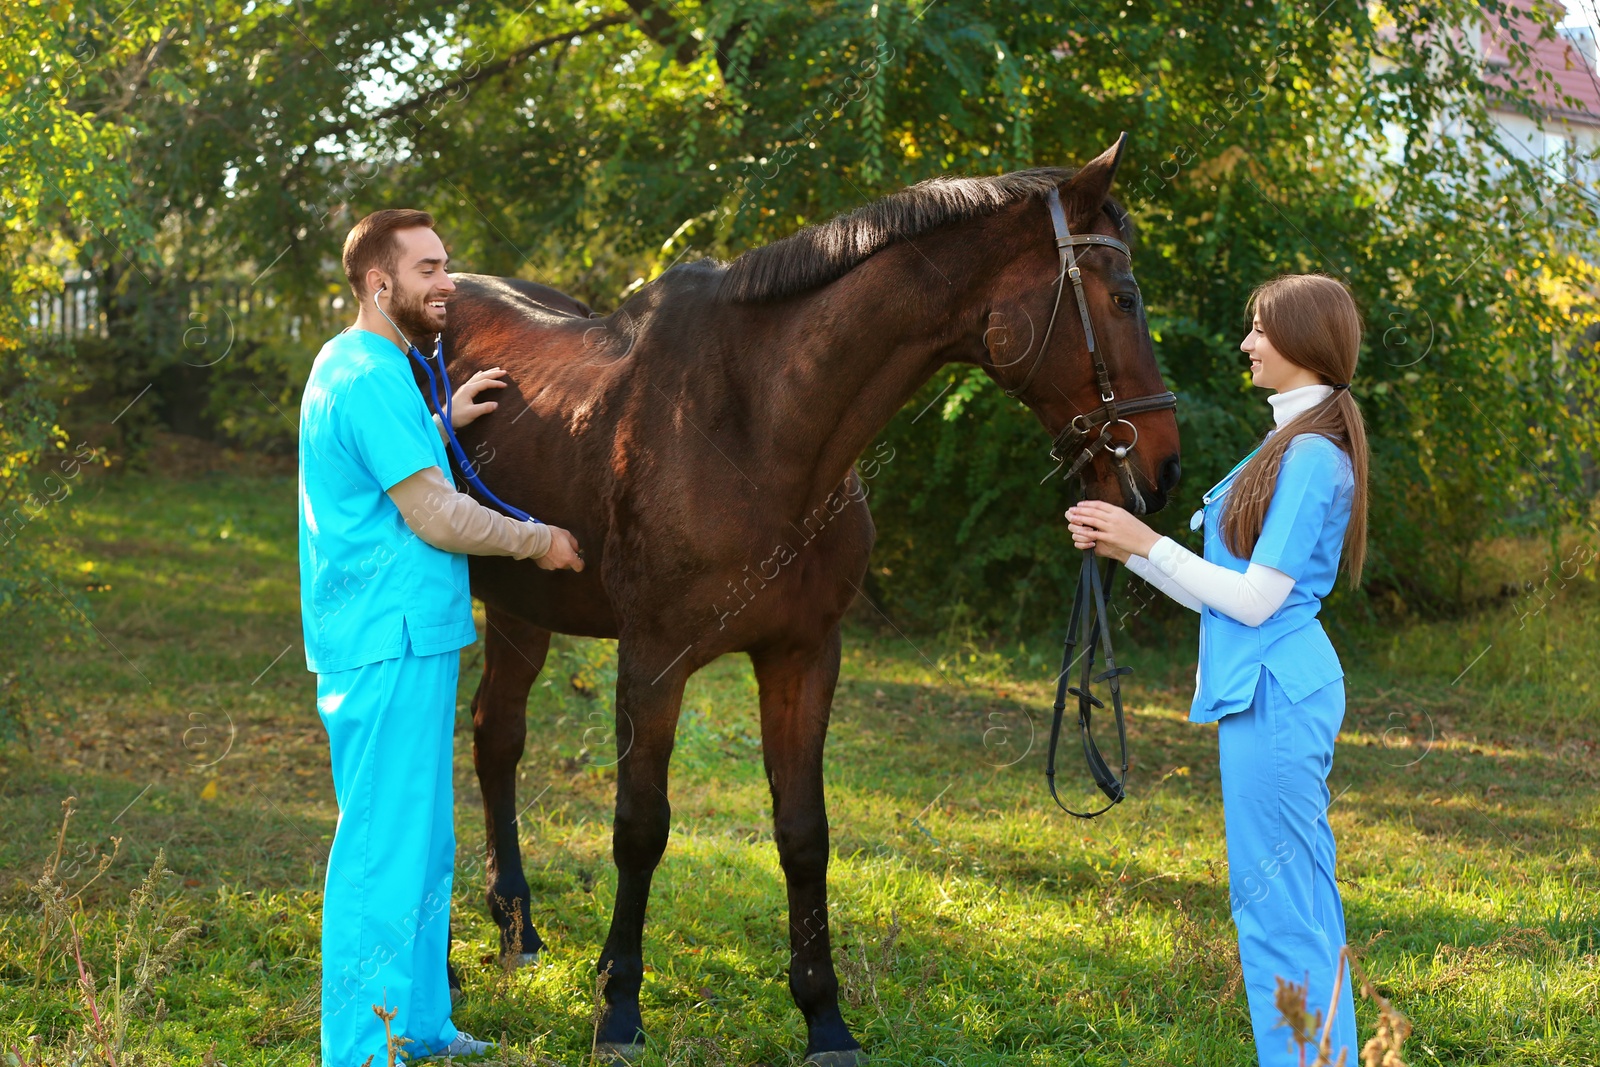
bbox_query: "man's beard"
[386,281,442,344]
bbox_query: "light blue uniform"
[298,328,477,1065]
[1191,432,1359,1066]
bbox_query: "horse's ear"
[1062,132,1129,215]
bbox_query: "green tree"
[0,0,176,729]
[27,0,1600,632]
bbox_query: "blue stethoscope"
[372,285,540,525]
[1189,444,1262,532]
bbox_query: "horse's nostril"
[1158,456,1182,493]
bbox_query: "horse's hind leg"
[447,930,464,1005]
[594,641,689,1056]
[750,626,863,1065]
[471,607,553,965]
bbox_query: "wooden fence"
[27,276,107,340]
[25,276,342,344]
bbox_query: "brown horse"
[437,134,1180,1063]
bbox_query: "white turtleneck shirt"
[1123,383,1335,627]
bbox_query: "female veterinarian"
[299,209,583,1064]
[1067,273,1369,1065]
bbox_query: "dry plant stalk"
[1346,947,1414,1067]
[1272,957,1348,1067]
[32,796,122,987]
[1273,945,1412,1067]
[589,959,614,1064]
[835,912,902,1015]
[370,999,412,1066]
[69,915,115,1064]
[490,888,528,974]
[21,797,193,1066]
[108,854,198,1045]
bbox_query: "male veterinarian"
[298,209,583,1064]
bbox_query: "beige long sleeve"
[387,466,552,560]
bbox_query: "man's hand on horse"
[450,366,510,428]
[536,526,586,572]
[1065,500,1162,563]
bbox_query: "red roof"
[1481,1,1600,125]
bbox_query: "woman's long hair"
[1221,274,1370,588]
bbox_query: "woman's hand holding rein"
[1066,501,1163,563]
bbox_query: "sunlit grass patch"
[0,468,1596,1064]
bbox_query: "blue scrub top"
[1190,432,1355,723]
[298,329,477,674]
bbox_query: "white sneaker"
[413,1031,496,1060]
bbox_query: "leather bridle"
[999,186,1179,820]
[1001,187,1178,494]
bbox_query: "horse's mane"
[717,167,1133,304]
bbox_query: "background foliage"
[0,0,160,732]
[7,0,1600,638]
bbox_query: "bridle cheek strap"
[1000,187,1176,488]
[1004,187,1129,401]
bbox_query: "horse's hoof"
[500,949,540,970]
[805,1051,867,1067]
[593,1042,645,1064]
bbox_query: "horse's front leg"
[751,625,863,1065]
[471,606,553,965]
[594,639,690,1058]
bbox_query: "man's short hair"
[342,209,436,299]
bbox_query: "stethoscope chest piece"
[1189,442,1263,536]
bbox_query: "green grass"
[1,462,1597,1065]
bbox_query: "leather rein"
[1001,187,1178,819]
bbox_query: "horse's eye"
[1113,294,1137,312]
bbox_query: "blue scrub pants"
[1217,668,1358,1066]
[317,629,461,1065]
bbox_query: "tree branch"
[623,1,762,83]
[320,12,632,144]
[95,25,180,120]
[621,1,698,67]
